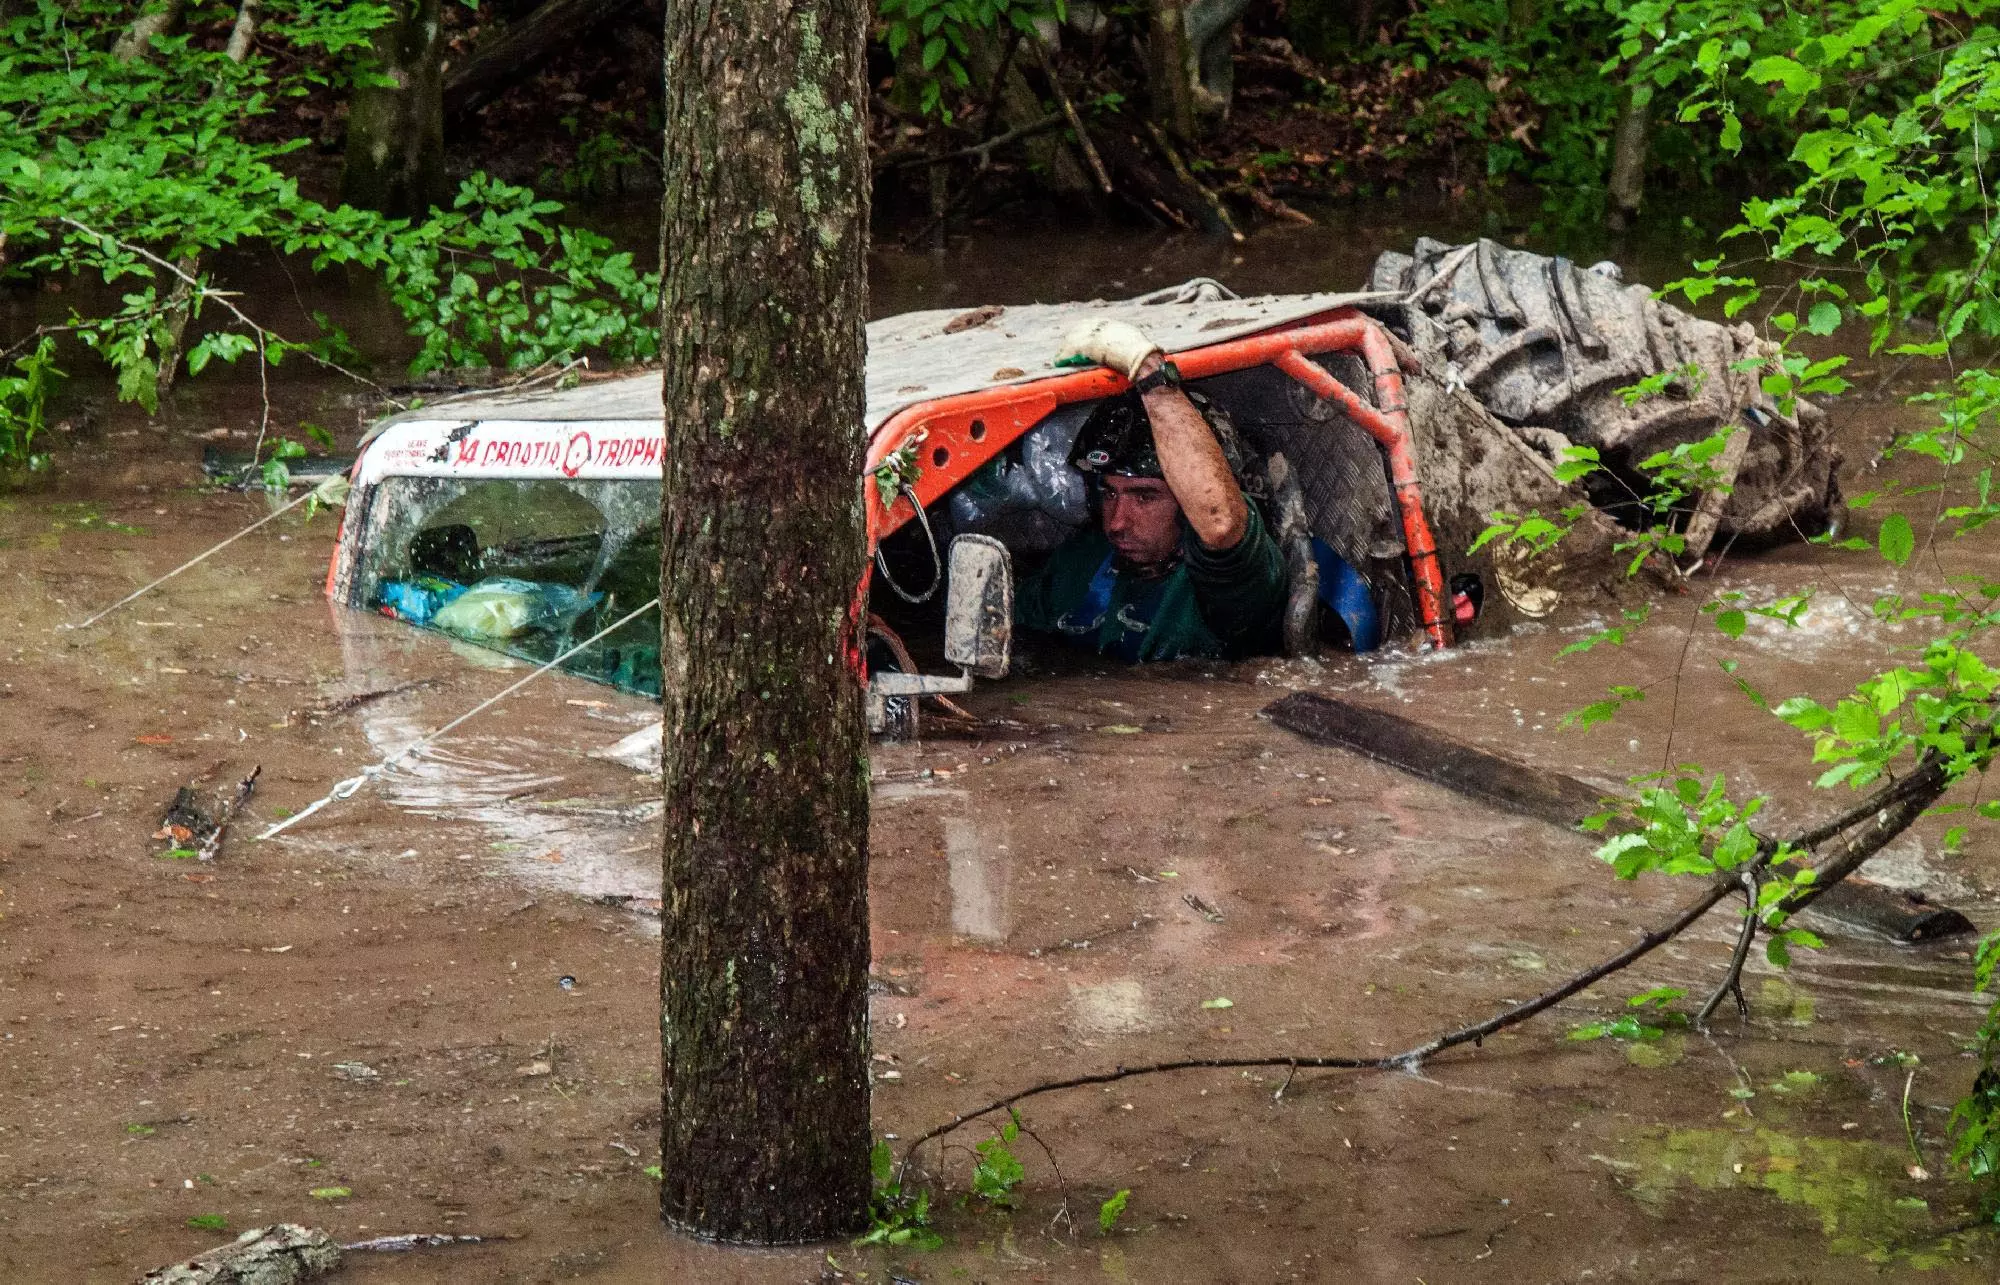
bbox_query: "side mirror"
[943,534,1013,679]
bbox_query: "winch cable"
[873,483,942,604]
[60,475,347,631]
[257,596,661,841]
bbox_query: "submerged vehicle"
[327,245,1840,731]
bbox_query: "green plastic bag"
[431,577,599,642]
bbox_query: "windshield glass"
[353,477,662,698]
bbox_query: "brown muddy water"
[2,222,1998,1282]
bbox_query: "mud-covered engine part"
[1369,238,1843,549]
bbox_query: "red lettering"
[562,430,593,478]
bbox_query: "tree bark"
[442,0,638,125]
[140,1224,340,1284]
[963,28,1091,195]
[224,0,260,61]
[112,0,186,60]
[340,0,446,216]
[1146,0,1200,142]
[657,0,874,1247]
[156,0,260,405]
[1185,0,1251,117]
[1607,83,1651,230]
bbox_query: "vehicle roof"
[384,284,1384,429]
[352,283,1386,484]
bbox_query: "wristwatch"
[1132,360,1182,395]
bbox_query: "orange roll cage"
[863,307,1453,649]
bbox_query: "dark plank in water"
[1264,691,1973,944]
[1264,691,1615,826]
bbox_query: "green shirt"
[1016,504,1287,662]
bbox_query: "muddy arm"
[1137,354,1249,549]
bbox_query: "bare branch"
[52,217,393,400]
[902,720,1988,1167]
[1694,871,1759,1028]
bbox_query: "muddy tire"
[1370,238,1844,549]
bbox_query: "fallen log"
[140,1224,339,1284]
[1263,691,1975,944]
[197,765,262,862]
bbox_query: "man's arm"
[1057,320,1249,551]
[1133,353,1248,551]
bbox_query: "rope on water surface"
[60,476,348,631]
[257,596,661,841]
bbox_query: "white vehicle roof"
[353,283,1385,486]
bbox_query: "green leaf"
[1098,1188,1130,1233]
[308,1186,352,1200]
[1568,1015,1661,1042]
[1805,301,1841,336]
[1719,112,1742,153]
[1745,55,1818,95]
[186,1213,228,1232]
[1714,609,1746,639]
[1773,697,1832,732]
[1878,514,1915,566]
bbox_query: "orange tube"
[1271,346,1451,649]
[862,309,1455,648]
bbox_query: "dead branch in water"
[879,113,1065,171]
[901,721,1990,1172]
[197,765,261,862]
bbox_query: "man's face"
[1100,475,1183,568]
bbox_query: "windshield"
[351,476,663,699]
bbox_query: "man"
[1016,320,1286,662]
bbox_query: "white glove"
[1058,319,1161,381]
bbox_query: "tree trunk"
[112,0,185,60]
[443,0,637,126]
[1185,0,1251,117]
[1607,83,1651,230]
[657,0,874,1248]
[341,0,446,216]
[156,0,260,406]
[963,29,1090,195]
[1146,0,1200,142]
[224,0,260,60]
